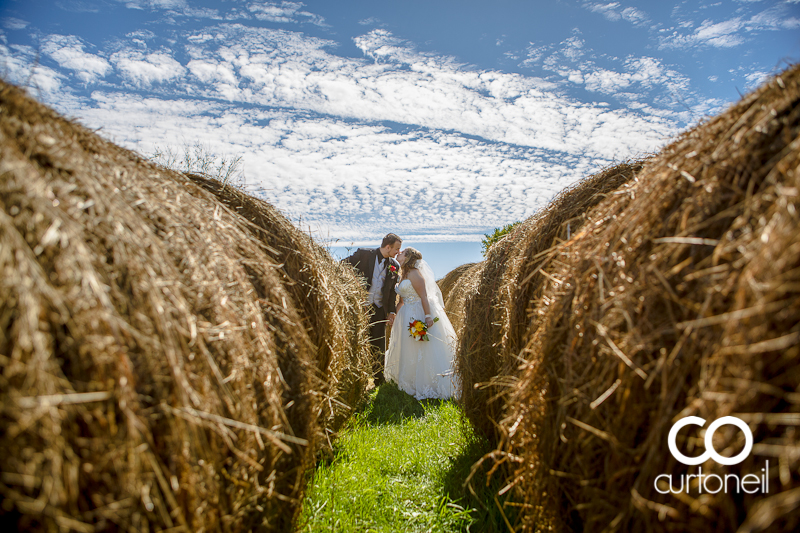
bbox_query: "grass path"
[298,383,512,532]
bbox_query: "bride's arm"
[408,270,434,327]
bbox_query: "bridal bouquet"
[408,317,439,341]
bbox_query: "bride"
[384,247,459,400]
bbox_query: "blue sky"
[2,0,798,275]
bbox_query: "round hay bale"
[0,81,370,531]
[498,64,800,532]
[439,262,482,334]
[184,174,371,432]
[456,229,522,437]
[438,262,478,302]
[457,161,643,441]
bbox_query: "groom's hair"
[381,233,402,248]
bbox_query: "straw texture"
[0,81,370,532]
[488,65,800,532]
[456,161,644,441]
[439,262,481,335]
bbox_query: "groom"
[343,233,402,386]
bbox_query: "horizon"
[328,240,483,280]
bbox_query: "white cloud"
[187,60,237,84]
[353,28,429,65]
[659,3,800,50]
[358,17,383,26]
[584,68,631,92]
[187,59,239,98]
[55,1,101,13]
[744,70,769,89]
[204,24,672,158]
[182,6,222,19]
[2,18,29,30]
[111,49,186,86]
[0,43,64,96]
[561,35,585,61]
[659,17,745,49]
[696,18,746,46]
[66,90,609,241]
[586,2,649,25]
[11,21,688,241]
[621,7,649,25]
[115,0,221,19]
[41,34,111,83]
[127,29,156,40]
[746,5,800,30]
[118,0,187,9]
[588,2,623,21]
[518,44,548,68]
[247,2,326,26]
[526,33,701,116]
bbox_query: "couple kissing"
[344,233,458,400]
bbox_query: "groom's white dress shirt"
[368,254,386,308]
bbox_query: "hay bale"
[455,233,519,437]
[439,262,481,334]
[497,64,800,531]
[0,81,370,531]
[185,175,371,431]
[457,162,643,441]
[438,262,478,302]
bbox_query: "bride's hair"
[401,247,422,278]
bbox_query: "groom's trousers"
[368,304,387,385]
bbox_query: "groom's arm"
[342,248,367,276]
[387,294,397,326]
[386,258,400,316]
[343,249,370,290]
[342,248,362,268]
[387,286,398,314]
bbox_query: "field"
[2,59,799,533]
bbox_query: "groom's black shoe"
[373,373,386,387]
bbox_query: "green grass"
[298,383,514,532]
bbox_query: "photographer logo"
[655,416,768,495]
[668,416,753,466]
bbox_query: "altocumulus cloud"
[1,2,692,242]
[41,34,111,84]
[178,24,677,158]
[0,41,64,95]
[585,2,649,26]
[658,2,800,50]
[110,49,186,87]
[77,90,590,242]
[247,1,327,26]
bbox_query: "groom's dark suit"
[343,248,400,384]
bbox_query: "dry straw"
[489,64,800,531]
[456,161,644,442]
[185,175,371,432]
[0,81,370,531]
[439,261,481,335]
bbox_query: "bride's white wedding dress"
[384,261,459,400]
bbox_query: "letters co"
[655,416,768,495]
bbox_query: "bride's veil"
[416,259,444,308]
